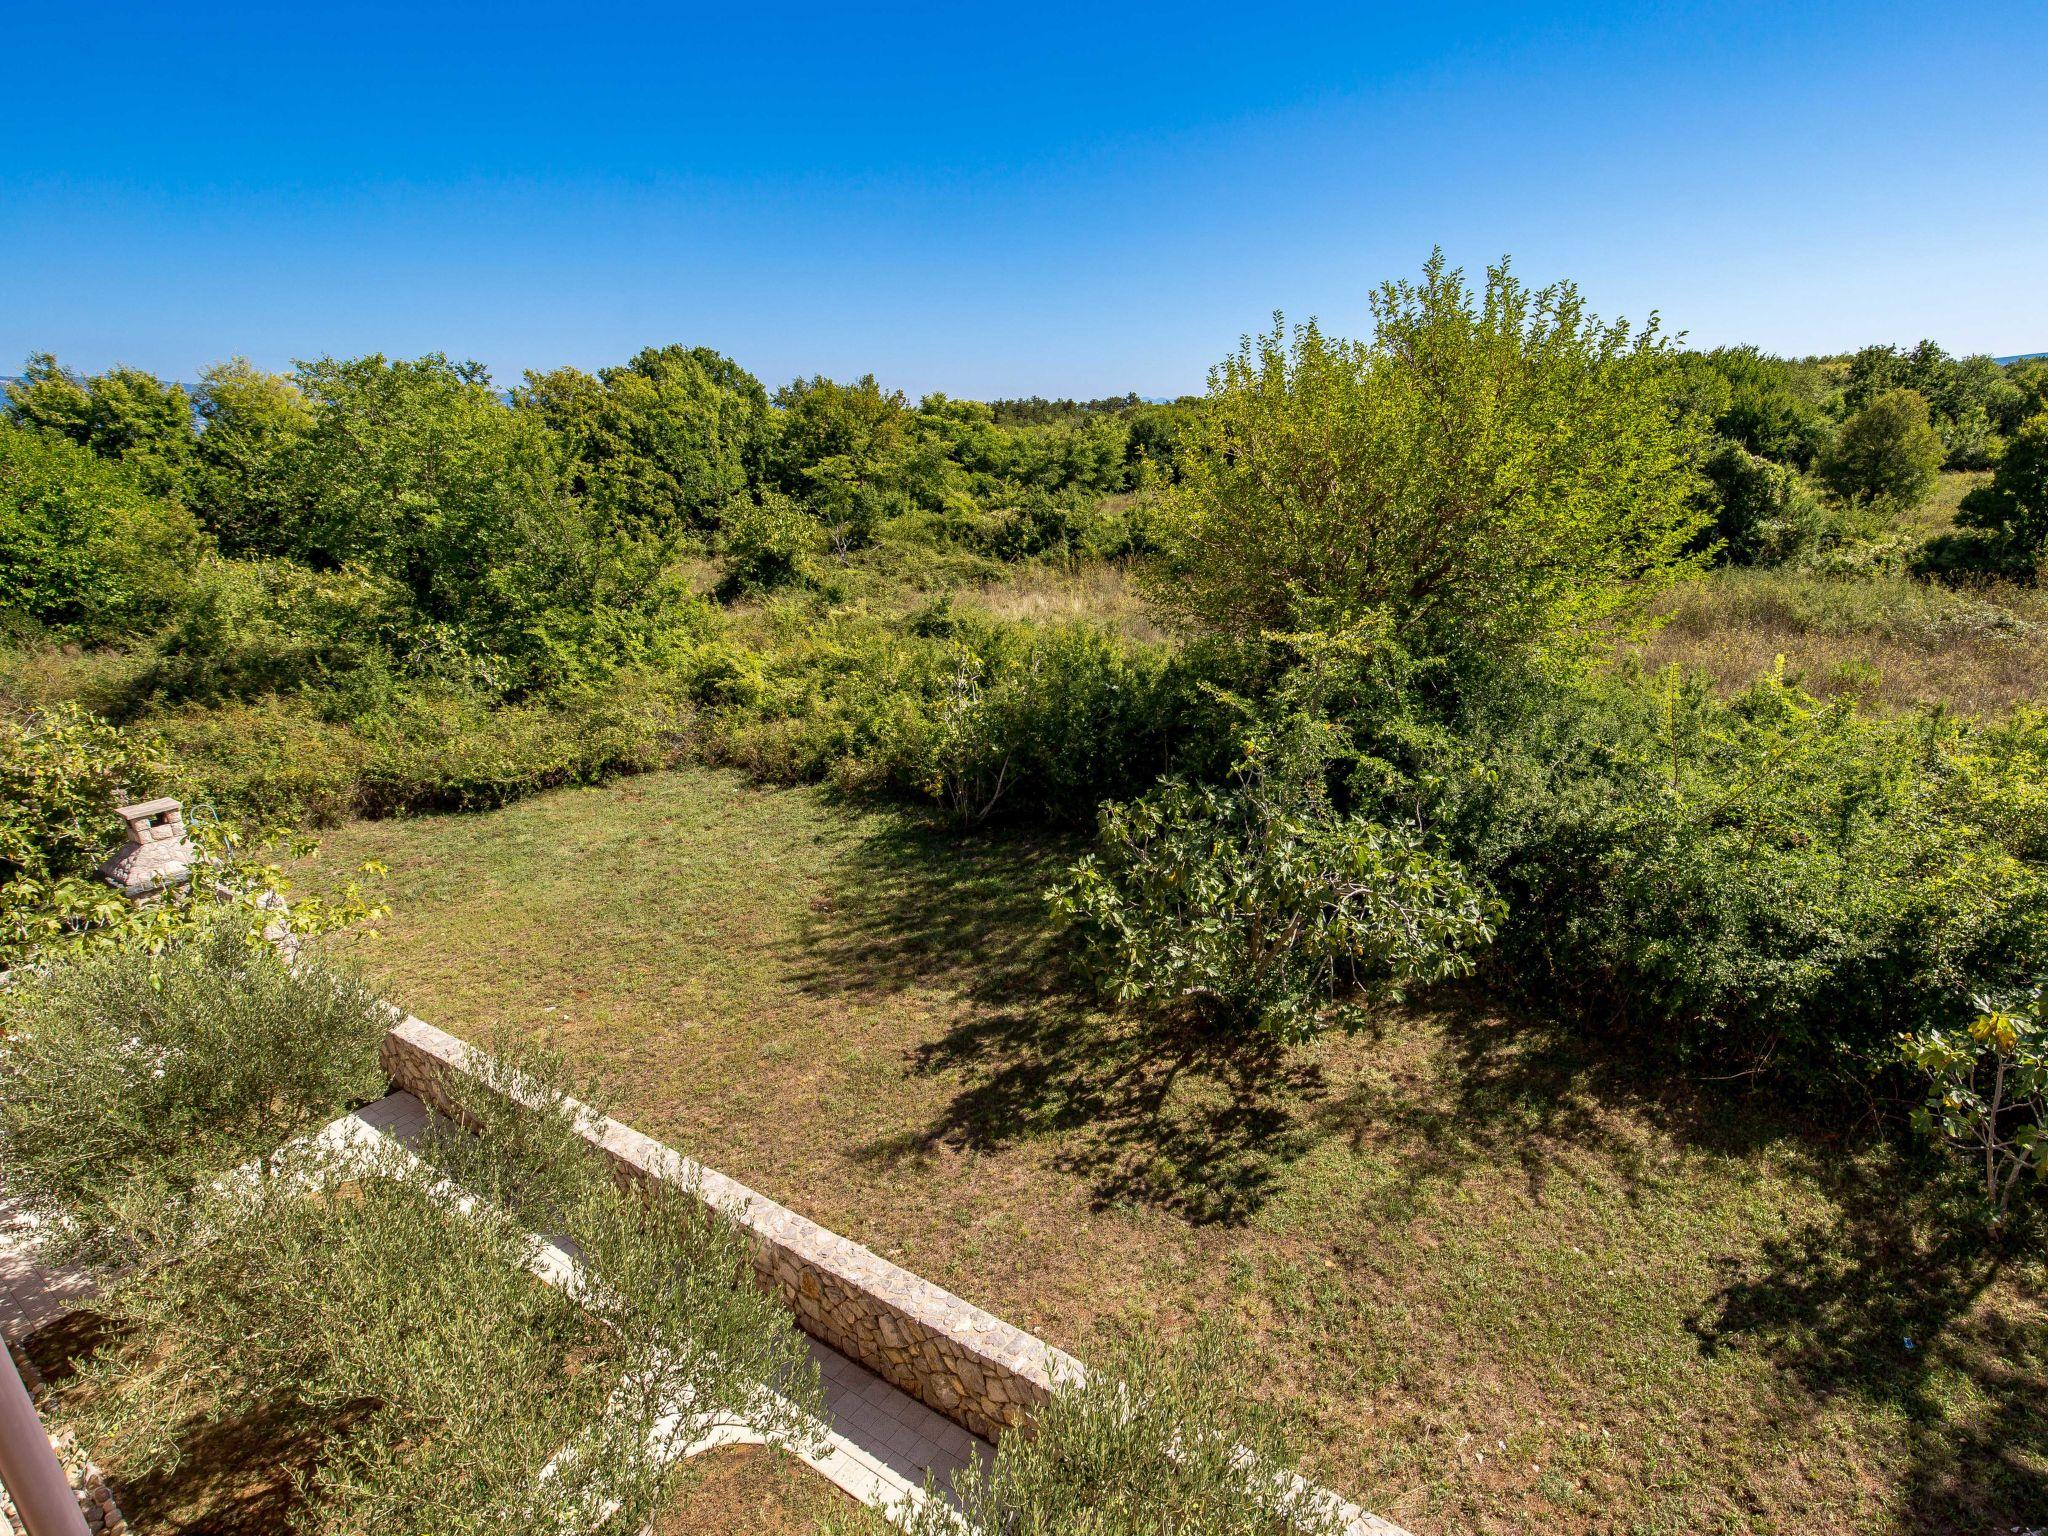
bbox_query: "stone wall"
[380,1015,1081,1444]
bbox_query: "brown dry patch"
[655,1446,862,1535]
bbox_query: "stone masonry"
[381,1015,1082,1444]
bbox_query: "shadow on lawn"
[786,816,1323,1222]
[787,817,1773,1226]
[1686,1171,2047,1534]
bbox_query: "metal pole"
[0,1343,89,1536]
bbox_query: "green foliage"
[1672,345,1834,468]
[1900,985,2046,1218]
[1817,388,1945,512]
[47,1036,820,1534]
[4,353,198,500]
[0,421,206,639]
[516,345,770,534]
[1838,341,2022,470]
[1436,669,2048,1074]
[1053,729,1495,1040]
[716,490,820,597]
[894,1327,1347,1536]
[140,557,413,705]
[190,357,314,552]
[1150,252,1706,673]
[0,925,389,1256]
[1698,441,1833,565]
[1954,413,2048,576]
[1,703,168,961]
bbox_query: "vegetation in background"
[1149,253,1706,673]
[5,256,2048,1529]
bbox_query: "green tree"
[5,353,198,499]
[191,357,314,552]
[284,354,603,679]
[1816,387,1944,512]
[1955,413,2048,575]
[1148,252,1706,673]
[517,345,769,533]
[0,421,206,638]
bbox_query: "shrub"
[1816,388,1944,512]
[895,1326,1347,1536]
[139,557,412,706]
[1052,774,1495,1042]
[0,421,206,640]
[1437,669,2048,1075]
[1899,987,2046,1220]
[1148,251,1706,674]
[0,925,389,1255]
[1699,440,1832,565]
[1954,413,2048,577]
[52,1041,820,1534]
[715,491,819,598]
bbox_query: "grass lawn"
[302,766,2048,1536]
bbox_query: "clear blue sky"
[7,1,2045,398]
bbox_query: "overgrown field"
[303,766,2048,1536]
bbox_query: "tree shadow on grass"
[1685,1171,2048,1534]
[785,816,1795,1226]
[784,815,1325,1222]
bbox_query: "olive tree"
[1147,252,1707,676]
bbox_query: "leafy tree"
[1838,341,2018,469]
[5,353,198,499]
[191,357,314,552]
[1816,387,1944,512]
[1698,441,1830,565]
[284,354,613,681]
[1954,414,2048,576]
[769,373,912,495]
[0,420,206,638]
[1672,345,1833,467]
[517,345,769,533]
[1148,253,1707,674]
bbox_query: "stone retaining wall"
[380,1015,1080,1444]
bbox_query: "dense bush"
[716,490,819,597]
[1150,252,1706,673]
[0,422,206,639]
[1955,414,2048,575]
[1432,670,2048,1074]
[1816,388,1945,512]
[1698,440,1833,565]
[1054,776,1494,1040]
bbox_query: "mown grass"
[302,766,2048,1536]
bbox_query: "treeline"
[4,264,2048,1182]
[1676,341,2048,572]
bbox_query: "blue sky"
[6,2,2045,397]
